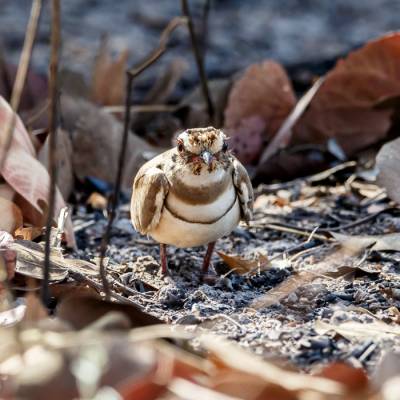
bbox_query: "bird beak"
[200,150,213,164]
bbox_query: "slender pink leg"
[160,243,171,277]
[200,241,216,276]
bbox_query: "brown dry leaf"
[318,363,369,392]
[203,337,344,396]
[15,226,42,241]
[22,292,49,322]
[0,97,75,246]
[49,281,97,301]
[57,294,161,330]
[38,128,74,202]
[298,32,400,156]
[330,231,400,252]
[0,197,22,235]
[315,319,400,341]
[216,251,270,275]
[60,95,156,193]
[92,46,130,106]
[6,240,68,281]
[87,192,108,210]
[223,61,296,165]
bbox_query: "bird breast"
[149,164,241,247]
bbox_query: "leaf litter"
[4,10,400,400]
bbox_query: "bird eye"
[222,141,228,154]
[177,141,184,155]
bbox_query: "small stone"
[133,255,160,275]
[355,289,369,303]
[158,284,186,306]
[287,291,299,303]
[392,289,400,300]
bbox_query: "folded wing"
[131,167,169,235]
[232,157,254,223]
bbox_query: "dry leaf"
[315,319,400,341]
[0,304,26,327]
[15,226,43,241]
[6,240,68,281]
[216,252,270,275]
[57,295,161,330]
[60,95,156,194]
[223,61,296,165]
[38,128,74,202]
[259,76,325,165]
[318,363,368,392]
[92,47,130,106]
[330,231,400,252]
[0,197,22,235]
[298,32,400,156]
[0,97,75,246]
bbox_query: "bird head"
[175,127,230,168]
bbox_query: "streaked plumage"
[131,127,253,280]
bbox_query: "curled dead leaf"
[223,61,296,165]
[0,197,23,236]
[216,252,271,275]
[298,32,400,156]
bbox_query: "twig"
[199,0,211,62]
[246,222,335,242]
[69,270,144,308]
[103,104,179,114]
[0,39,12,102]
[243,227,321,276]
[25,98,51,126]
[209,313,247,333]
[180,0,214,122]
[42,0,60,306]
[99,17,188,300]
[0,0,43,173]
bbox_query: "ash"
[71,175,400,375]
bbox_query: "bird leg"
[160,243,171,278]
[200,241,216,279]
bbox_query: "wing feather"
[232,157,253,223]
[131,167,169,235]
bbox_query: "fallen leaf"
[38,128,74,202]
[57,294,161,330]
[259,76,325,165]
[0,304,26,327]
[0,197,22,235]
[223,61,296,165]
[318,363,368,391]
[330,231,400,252]
[92,46,130,106]
[298,32,400,156]
[15,226,43,241]
[0,97,75,246]
[6,240,68,281]
[216,252,271,275]
[60,95,156,194]
[315,319,400,341]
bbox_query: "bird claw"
[199,271,218,286]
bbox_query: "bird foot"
[161,269,175,285]
[199,270,218,285]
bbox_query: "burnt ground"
[68,166,400,375]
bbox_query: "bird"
[130,127,253,282]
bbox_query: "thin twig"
[25,98,51,126]
[98,17,187,300]
[199,0,211,62]
[42,0,60,306]
[69,270,144,308]
[246,222,335,242]
[243,227,321,276]
[180,0,214,122]
[0,39,12,102]
[103,104,179,114]
[0,0,43,173]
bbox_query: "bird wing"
[232,157,254,223]
[131,166,169,235]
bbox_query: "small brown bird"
[131,127,253,281]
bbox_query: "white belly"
[149,196,241,248]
